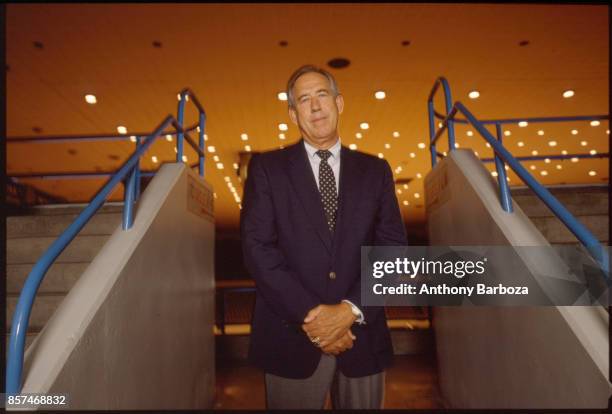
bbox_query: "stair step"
[6,293,65,332]
[512,186,608,218]
[7,212,121,239]
[9,203,125,216]
[530,215,608,244]
[7,235,110,264]
[7,262,89,294]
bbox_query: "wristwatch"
[342,300,365,324]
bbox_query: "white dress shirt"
[302,138,365,325]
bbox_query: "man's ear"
[336,94,344,114]
[288,107,298,125]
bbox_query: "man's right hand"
[320,329,356,355]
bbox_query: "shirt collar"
[303,138,342,160]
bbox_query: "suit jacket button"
[329,271,336,280]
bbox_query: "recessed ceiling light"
[279,133,286,140]
[571,129,578,135]
[438,122,443,128]
[491,171,498,177]
[356,132,363,139]
[165,134,172,141]
[207,146,216,153]
[173,146,177,153]
[403,184,409,189]
[278,123,288,131]
[537,130,545,136]
[397,189,403,195]
[374,91,386,100]
[360,122,370,130]
[241,133,249,141]
[245,145,251,152]
[588,170,597,176]
[454,143,460,148]
[580,140,588,146]
[466,130,473,136]
[151,156,158,163]
[504,130,511,136]
[607,130,610,134]
[403,200,409,206]
[417,142,426,149]
[213,155,220,162]
[232,163,239,169]
[540,170,548,176]
[544,158,551,163]
[474,151,479,156]
[518,121,528,127]
[571,157,579,163]
[349,144,357,150]
[204,134,208,141]
[556,164,562,170]
[486,143,491,148]
[224,176,231,182]
[84,94,97,104]
[409,152,416,158]
[216,162,224,170]
[561,150,568,155]
[442,151,447,156]
[117,126,127,134]
[414,193,420,199]
[468,90,480,99]
[277,92,287,101]
[517,141,524,147]
[590,120,600,127]
[182,155,188,162]
[416,173,422,179]
[562,90,575,98]
[384,143,391,149]
[392,131,400,138]
[529,165,536,170]
[548,140,557,147]
[589,149,597,155]
[129,136,137,142]
[378,153,384,159]
[504,165,509,171]
[531,150,538,155]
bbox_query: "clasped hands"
[302,303,357,356]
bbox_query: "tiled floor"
[214,353,442,409]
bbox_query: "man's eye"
[299,97,309,104]
[318,92,329,97]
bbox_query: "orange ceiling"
[6,4,609,230]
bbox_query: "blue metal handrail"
[427,76,609,274]
[6,89,208,394]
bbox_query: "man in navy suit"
[241,64,407,409]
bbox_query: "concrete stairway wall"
[511,185,608,245]
[6,204,123,350]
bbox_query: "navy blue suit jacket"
[240,140,407,379]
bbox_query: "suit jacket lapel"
[332,146,366,252]
[286,141,333,253]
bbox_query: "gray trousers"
[264,353,385,409]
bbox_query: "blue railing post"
[135,136,141,200]
[199,112,206,177]
[122,166,137,230]
[428,100,437,167]
[439,78,456,152]
[177,92,186,162]
[494,123,513,213]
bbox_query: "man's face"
[289,72,344,148]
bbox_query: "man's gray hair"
[286,65,340,109]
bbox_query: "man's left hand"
[302,303,356,348]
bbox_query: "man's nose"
[310,96,321,111]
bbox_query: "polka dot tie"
[315,150,338,232]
